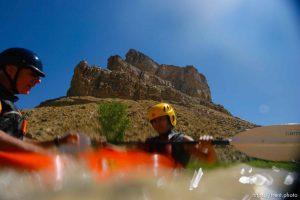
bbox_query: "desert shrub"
[98,101,130,142]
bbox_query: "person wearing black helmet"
[0,47,79,152]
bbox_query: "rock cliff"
[67,49,228,114]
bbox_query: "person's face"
[6,65,41,94]
[150,115,172,135]
[16,68,41,94]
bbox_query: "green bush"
[98,101,130,143]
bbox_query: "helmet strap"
[12,67,21,94]
[1,66,21,94]
[167,117,174,128]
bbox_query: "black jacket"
[0,84,25,139]
[145,131,191,167]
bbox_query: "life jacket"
[19,112,28,136]
[145,131,191,167]
[0,99,28,139]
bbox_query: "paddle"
[108,124,300,162]
[55,124,300,161]
[227,124,300,161]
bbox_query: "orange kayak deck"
[0,151,58,171]
[80,147,179,179]
[0,148,179,181]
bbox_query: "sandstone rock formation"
[125,49,211,101]
[67,49,229,114]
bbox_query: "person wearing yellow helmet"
[144,102,217,167]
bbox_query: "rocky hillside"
[67,49,229,114]
[25,49,257,162]
[26,96,256,162]
[27,96,255,140]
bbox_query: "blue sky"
[1,0,299,126]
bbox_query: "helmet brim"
[27,65,45,77]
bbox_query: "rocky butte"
[67,49,229,114]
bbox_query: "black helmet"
[0,47,45,77]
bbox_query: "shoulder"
[170,131,193,142]
[0,99,20,117]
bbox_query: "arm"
[0,130,48,153]
[23,137,57,148]
[24,133,80,148]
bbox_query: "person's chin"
[19,90,30,95]
[158,131,169,136]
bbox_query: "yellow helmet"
[148,103,177,127]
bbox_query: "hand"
[57,133,80,146]
[93,137,107,147]
[198,135,214,154]
[55,133,92,154]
